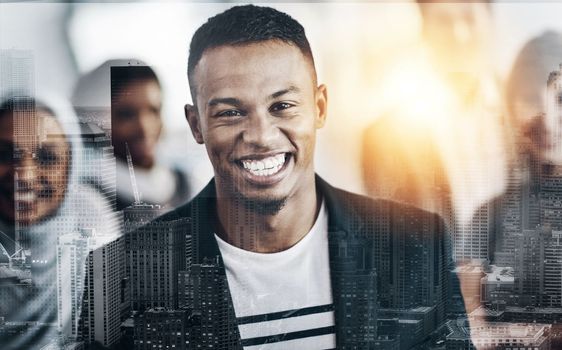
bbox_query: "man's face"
[186,41,327,207]
[112,79,162,169]
[0,111,70,225]
[517,83,562,165]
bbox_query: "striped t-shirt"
[215,201,336,349]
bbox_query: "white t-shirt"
[215,201,336,350]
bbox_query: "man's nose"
[242,112,279,147]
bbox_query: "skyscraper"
[79,235,124,347]
[391,205,447,321]
[185,260,238,349]
[0,50,34,98]
[133,307,190,350]
[329,233,378,347]
[75,122,118,232]
[57,229,94,339]
[514,228,547,306]
[125,213,188,311]
[1,50,38,252]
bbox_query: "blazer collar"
[188,175,365,257]
[186,179,222,262]
[315,175,364,236]
[185,175,370,348]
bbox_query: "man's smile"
[235,152,293,185]
[188,40,326,204]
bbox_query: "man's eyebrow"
[269,86,300,100]
[207,97,241,107]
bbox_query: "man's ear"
[185,104,204,144]
[315,84,328,129]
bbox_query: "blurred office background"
[1,1,561,218]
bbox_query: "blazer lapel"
[186,179,243,349]
[318,176,378,348]
[187,176,378,349]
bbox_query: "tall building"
[79,235,124,348]
[133,307,190,350]
[493,147,540,267]
[514,228,547,306]
[451,202,494,264]
[544,230,562,307]
[57,229,92,340]
[184,260,238,348]
[391,206,447,322]
[0,49,34,98]
[125,214,188,311]
[329,233,378,346]
[511,226,562,307]
[75,122,118,231]
[539,164,562,230]
[123,203,163,234]
[1,50,38,252]
[369,200,448,336]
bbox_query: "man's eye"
[270,102,294,112]
[115,109,136,121]
[217,110,243,118]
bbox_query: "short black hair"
[187,5,316,100]
[0,96,54,118]
[110,65,160,91]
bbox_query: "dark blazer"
[141,175,456,349]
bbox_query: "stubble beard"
[222,174,288,216]
[240,195,287,216]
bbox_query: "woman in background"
[458,31,562,347]
[496,31,562,262]
[0,95,119,349]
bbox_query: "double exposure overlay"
[1,2,562,350]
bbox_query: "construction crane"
[0,229,25,270]
[125,142,142,205]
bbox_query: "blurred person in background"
[0,95,119,349]
[72,60,190,212]
[496,32,562,266]
[459,32,562,348]
[362,0,506,225]
[362,3,509,338]
[505,31,562,169]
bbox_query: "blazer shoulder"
[330,185,437,218]
[325,184,446,237]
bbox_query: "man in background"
[72,60,191,211]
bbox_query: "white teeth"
[265,159,272,169]
[16,191,36,201]
[241,153,287,177]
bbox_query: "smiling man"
[131,5,456,350]
[185,26,327,253]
